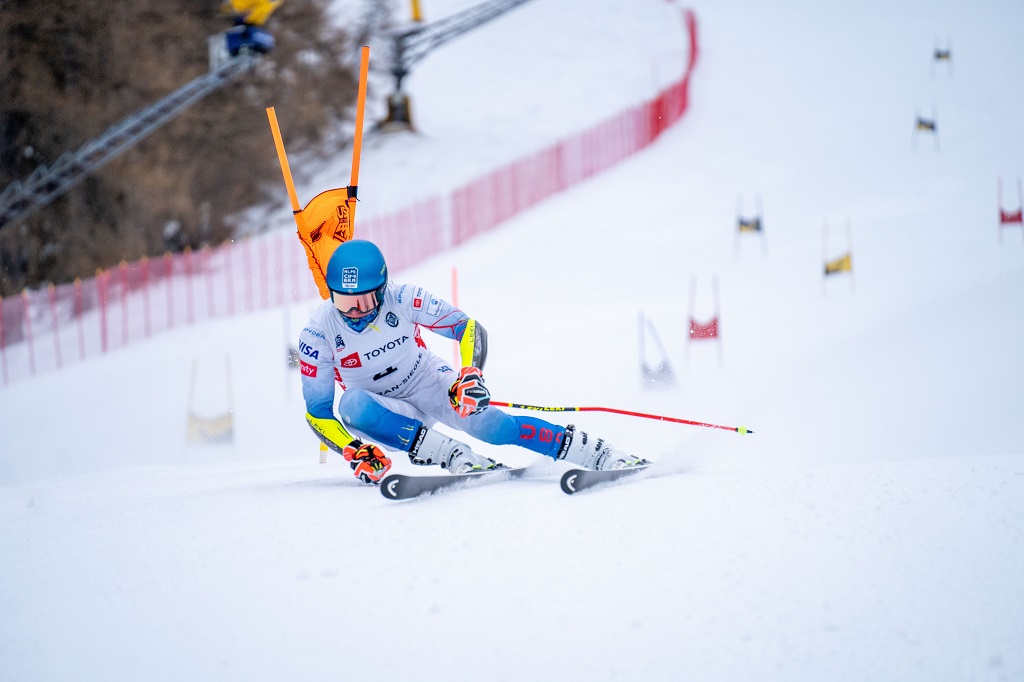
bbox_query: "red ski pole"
[491,401,753,435]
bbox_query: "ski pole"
[491,401,754,435]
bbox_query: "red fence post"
[22,290,35,376]
[75,278,85,360]
[450,188,463,247]
[274,237,282,304]
[120,260,129,346]
[164,252,174,329]
[97,270,108,354]
[244,238,253,312]
[272,232,280,303]
[141,256,151,338]
[466,182,477,241]
[204,246,215,318]
[225,241,236,315]
[185,247,195,325]
[289,236,299,303]
[49,284,62,370]
[260,238,269,309]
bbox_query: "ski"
[559,465,652,495]
[380,467,530,500]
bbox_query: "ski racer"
[298,239,649,485]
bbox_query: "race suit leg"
[337,353,568,460]
[337,387,430,454]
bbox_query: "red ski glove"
[448,366,491,418]
[341,441,392,485]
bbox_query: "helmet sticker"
[341,266,359,289]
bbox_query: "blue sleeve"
[298,324,336,419]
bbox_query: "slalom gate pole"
[347,46,370,227]
[266,106,302,215]
[265,44,369,230]
[491,401,754,435]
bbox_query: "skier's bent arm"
[298,324,392,484]
[305,413,392,485]
[305,412,358,453]
[449,318,491,418]
[302,375,394,485]
[458,318,488,370]
[423,313,488,368]
[398,285,486,369]
[297,340,361,453]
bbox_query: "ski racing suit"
[298,282,568,464]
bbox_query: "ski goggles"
[330,284,384,316]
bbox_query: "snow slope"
[2,0,1024,680]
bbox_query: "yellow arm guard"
[306,413,359,455]
[459,319,489,369]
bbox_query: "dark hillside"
[0,0,375,295]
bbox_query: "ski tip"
[560,470,583,495]
[559,465,652,495]
[379,474,402,500]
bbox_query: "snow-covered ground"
[2,0,1024,680]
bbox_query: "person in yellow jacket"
[224,0,281,26]
[222,0,281,56]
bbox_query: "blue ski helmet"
[325,240,388,332]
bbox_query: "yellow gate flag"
[825,252,852,275]
[738,217,761,233]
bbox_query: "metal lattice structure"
[0,52,260,233]
[391,0,535,91]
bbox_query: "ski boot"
[409,427,506,475]
[557,425,650,471]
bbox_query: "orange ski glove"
[341,441,392,485]
[448,366,491,418]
